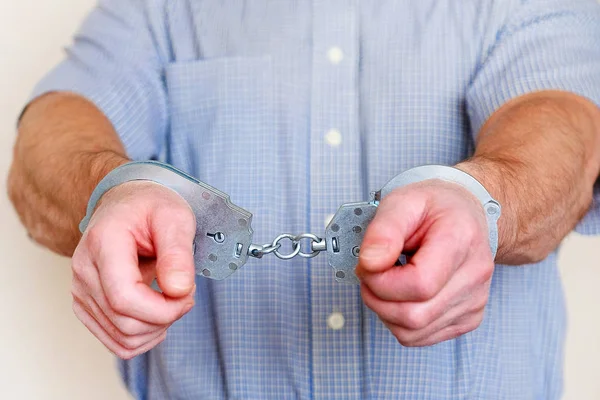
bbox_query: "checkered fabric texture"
[32,0,600,398]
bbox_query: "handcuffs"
[80,161,501,284]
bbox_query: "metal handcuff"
[79,161,501,285]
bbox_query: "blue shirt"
[33,0,600,398]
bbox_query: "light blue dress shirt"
[33,0,600,398]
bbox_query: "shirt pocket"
[164,56,277,204]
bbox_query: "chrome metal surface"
[248,232,327,260]
[380,165,501,258]
[81,162,501,285]
[80,161,254,280]
[325,201,378,284]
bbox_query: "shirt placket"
[309,1,364,399]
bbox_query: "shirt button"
[327,47,344,65]
[324,213,335,228]
[325,129,342,147]
[327,312,345,330]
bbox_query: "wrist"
[454,157,517,264]
[379,164,501,259]
[76,150,129,225]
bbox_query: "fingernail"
[166,270,192,291]
[191,284,197,296]
[360,244,389,261]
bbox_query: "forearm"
[7,92,129,256]
[457,91,600,265]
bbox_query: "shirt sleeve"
[466,0,600,235]
[29,0,168,161]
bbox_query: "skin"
[8,93,196,359]
[7,90,600,357]
[357,91,600,346]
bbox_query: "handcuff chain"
[248,233,327,260]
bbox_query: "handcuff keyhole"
[207,232,225,243]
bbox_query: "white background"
[1,1,599,399]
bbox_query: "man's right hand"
[71,181,197,359]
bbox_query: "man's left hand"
[356,179,495,347]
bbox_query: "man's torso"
[106,1,566,398]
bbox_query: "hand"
[71,181,197,359]
[356,179,494,347]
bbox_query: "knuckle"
[113,317,143,336]
[70,290,84,306]
[106,288,131,314]
[448,318,482,341]
[402,306,431,331]
[177,307,193,322]
[455,222,477,247]
[394,332,417,347]
[450,214,478,245]
[462,222,478,243]
[157,331,168,344]
[114,347,136,360]
[82,222,120,255]
[119,336,144,351]
[71,263,82,278]
[84,224,108,252]
[169,306,191,325]
[70,255,87,278]
[445,326,463,340]
[472,294,489,314]
[453,323,477,338]
[103,322,122,342]
[412,273,438,301]
[104,323,138,350]
[86,218,126,250]
[386,322,420,347]
[470,312,485,329]
[399,340,420,348]
[478,261,495,284]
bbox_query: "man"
[7,0,600,398]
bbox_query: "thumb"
[151,202,197,298]
[357,189,426,275]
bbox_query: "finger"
[366,283,488,347]
[73,300,168,360]
[91,223,195,325]
[87,292,166,338]
[357,189,428,275]
[97,283,191,335]
[73,252,167,333]
[73,256,166,333]
[401,311,485,347]
[360,215,470,302]
[362,257,491,328]
[364,280,486,334]
[82,295,169,350]
[151,204,196,297]
[362,283,437,331]
[382,311,477,348]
